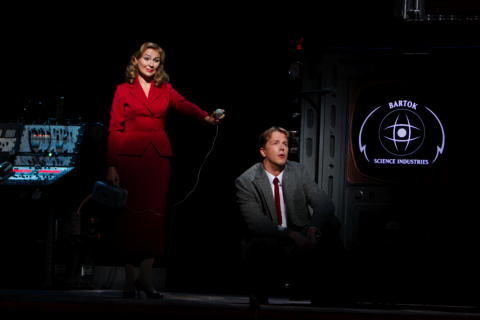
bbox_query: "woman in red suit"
[106,42,224,298]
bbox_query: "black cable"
[172,125,220,209]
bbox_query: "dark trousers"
[242,232,347,301]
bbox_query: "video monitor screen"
[347,82,449,184]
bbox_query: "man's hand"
[288,230,315,249]
[306,226,320,247]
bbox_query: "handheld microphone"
[213,109,225,119]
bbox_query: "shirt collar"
[264,170,284,186]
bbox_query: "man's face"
[260,131,289,169]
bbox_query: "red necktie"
[273,177,282,225]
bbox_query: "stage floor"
[1,289,480,319]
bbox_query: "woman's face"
[137,48,161,79]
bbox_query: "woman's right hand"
[106,166,120,186]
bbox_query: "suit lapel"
[130,78,154,115]
[252,165,276,222]
[282,163,293,222]
[148,83,163,105]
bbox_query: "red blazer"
[107,78,208,167]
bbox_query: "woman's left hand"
[204,110,225,125]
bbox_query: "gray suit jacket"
[235,161,335,238]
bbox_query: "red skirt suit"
[107,78,208,257]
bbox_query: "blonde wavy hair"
[125,42,170,86]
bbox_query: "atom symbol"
[379,109,425,156]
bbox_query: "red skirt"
[113,144,171,258]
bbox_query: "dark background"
[1,1,480,301]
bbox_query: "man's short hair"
[258,126,290,149]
